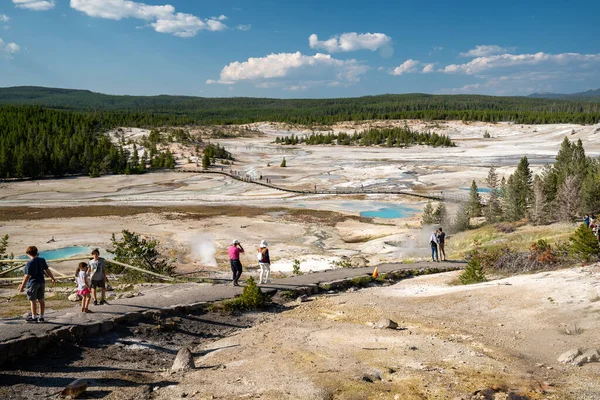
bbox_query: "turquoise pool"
[19,246,93,261]
[459,187,492,193]
[359,204,421,219]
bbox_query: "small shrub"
[459,256,487,285]
[483,131,491,138]
[330,258,353,268]
[292,259,303,275]
[209,276,265,313]
[569,223,600,261]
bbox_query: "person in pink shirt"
[228,239,245,286]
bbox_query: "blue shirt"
[24,257,49,288]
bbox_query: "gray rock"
[558,348,582,364]
[572,349,600,366]
[296,294,309,303]
[171,347,195,372]
[68,293,82,302]
[125,292,135,298]
[374,318,398,330]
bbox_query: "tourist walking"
[75,262,92,313]
[437,228,447,261]
[17,246,56,323]
[228,239,245,286]
[585,214,590,228]
[88,249,108,306]
[257,240,271,284]
[429,230,439,262]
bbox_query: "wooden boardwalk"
[177,169,473,203]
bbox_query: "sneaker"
[93,300,98,306]
[25,316,36,323]
[37,317,45,323]
[100,299,108,305]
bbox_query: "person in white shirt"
[429,230,439,262]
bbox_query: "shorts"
[91,279,105,289]
[26,283,45,301]
[77,288,91,296]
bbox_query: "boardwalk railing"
[177,169,475,204]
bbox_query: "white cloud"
[308,32,392,54]
[236,24,251,31]
[0,15,10,22]
[13,0,55,11]
[0,37,20,56]
[207,51,369,89]
[460,45,509,58]
[391,59,420,75]
[70,0,231,37]
[441,52,600,75]
[284,85,308,91]
[422,63,435,73]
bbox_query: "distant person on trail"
[257,240,271,284]
[87,249,108,306]
[228,239,245,286]
[584,214,590,227]
[429,231,439,262]
[75,262,92,313]
[18,246,56,323]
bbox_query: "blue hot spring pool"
[19,246,93,261]
[459,187,491,193]
[359,204,421,219]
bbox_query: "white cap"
[260,240,268,247]
[232,239,239,244]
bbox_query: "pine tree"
[580,168,600,215]
[452,202,471,233]
[485,166,503,223]
[467,180,482,217]
[433,202,449,226]
[569,223,600,261]
[459,256,486,284]
[529,175,549,225]
[202,153,210,170]
[422,200,435,225]
[556,175,581,222]
[280,157,287,167]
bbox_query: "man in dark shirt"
[17,246,56,323]
[437,228,447,261]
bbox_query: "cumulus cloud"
[0,37,20,56]
[0,15,9,22]
[70,0,230,37]
[236,24,251,31]
[460,45,509,58]
[207,51,369,89]
[422,63,435,73]
[13,0,55,11]
[309,32,392,54]
[441,52,600,75]
[391,59,420,75]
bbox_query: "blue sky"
[1,0,599,98]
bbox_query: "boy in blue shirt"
[17,246,56,323]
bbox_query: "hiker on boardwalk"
[257,240,271,284]
[429,231,439,262]
[17,246,56,323]
[87,249,108,306]
[228,239,245,286]
[436,228,447,262]
[75,262,92,313]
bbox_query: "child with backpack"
[75,262,92,313]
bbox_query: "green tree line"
[275,127,455,147]
[1,87,600,125]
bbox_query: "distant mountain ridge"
[527,88,600,101]
[0,85,599,125]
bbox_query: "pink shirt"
[228,246,243,260]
